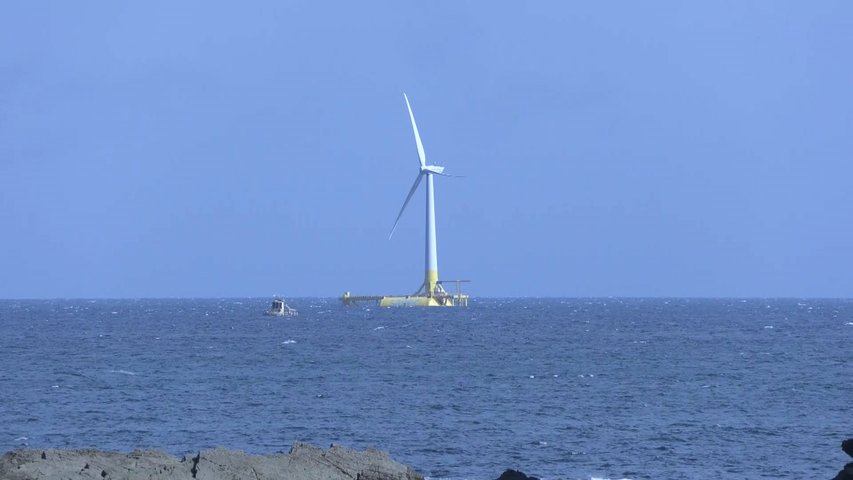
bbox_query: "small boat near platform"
[265,296,298,317]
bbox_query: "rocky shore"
[0,442,423,480]
[833,438,853,480]
[11,438,847,479]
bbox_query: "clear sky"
[1,1,851,298]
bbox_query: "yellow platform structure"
[342,280,469,308]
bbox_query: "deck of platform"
[340,294,385,305]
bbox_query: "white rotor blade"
[389,172,424,239]
[404,93,426,168]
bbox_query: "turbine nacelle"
[421,165,445,175]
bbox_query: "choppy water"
[0,298,850,479]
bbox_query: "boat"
[265,296,298,317]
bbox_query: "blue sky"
[1,1,851,298]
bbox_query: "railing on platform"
[437,280,470,307]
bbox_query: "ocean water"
[0,298,850,479]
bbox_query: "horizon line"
[0,295,851,301]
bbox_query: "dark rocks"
[0,443,423,480]
[835,463,853,480]
[495,469,540,480]
[834,438,853,480]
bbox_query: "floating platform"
[342,286,469,307]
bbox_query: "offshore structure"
[342,94,469,307]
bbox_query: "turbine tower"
[389,93,450,299]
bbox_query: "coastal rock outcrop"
[843,439,853,458]
[495,469,540,480]
[834,438,853,480]
[0,443,423,480]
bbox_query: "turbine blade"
[404,93,426,167]
[389,172,424,239]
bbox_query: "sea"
[0,298,850,480]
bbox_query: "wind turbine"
[389,93,452,299]
[340,94,468,307]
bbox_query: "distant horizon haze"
[1,296,849,302]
